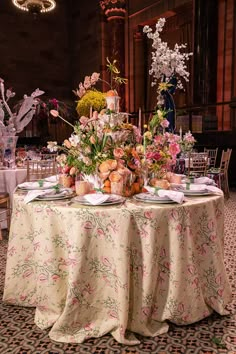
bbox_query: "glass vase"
[1,135,18,168]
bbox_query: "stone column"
[100,0,126,111]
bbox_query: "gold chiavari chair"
[189,152,208,177]
[218,148,232,198]
[0,193,11,240]
[204,147,218,168]
[26,159,57,182]
[40,153,58,161]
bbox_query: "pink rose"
[114,147,124,159]
[169,142,181,157]
[160,118,170,128]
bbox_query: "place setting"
[133,186,185,204]
[172,183,223,196]
[72,193,126,206]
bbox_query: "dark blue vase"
[161,76,177,132]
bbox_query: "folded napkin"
[202,185,223,195]
[44,175,58,182]
[194,177,215,185]
[18,181,56,189]
[24,189,69,203]
[24,189,54,203]
[145,186,185,204]
[84,193,110,205]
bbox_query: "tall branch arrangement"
[143,18,193,105]
[0,77,44,135]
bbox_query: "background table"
[0,167,27,229]
[3,193,232,345]
[0,167,27,204]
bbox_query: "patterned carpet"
[0,194,236,354]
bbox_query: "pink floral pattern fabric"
[3,193,232,344]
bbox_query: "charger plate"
[180,190,213,196]
[134,193,176,204]
[73,194,125,206]
[35,189,74,201]
[18,181,58,190]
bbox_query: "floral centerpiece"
[51,108,143,195]
[142,108,181,186]
[51,46,185,194]
[179,131,196,153]
[143,18,193,131]
[73,57,128,117]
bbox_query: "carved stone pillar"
[100,0,126,111]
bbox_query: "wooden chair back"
[26,159,57,181]
[219,149,232,173]
[218,148,232,198]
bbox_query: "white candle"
[138,107,142,131]
[179,126,182,139]
[143,134,146,162]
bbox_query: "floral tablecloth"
[3,193,232,344]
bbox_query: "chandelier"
[12,0,56,15]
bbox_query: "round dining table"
[3,191,232,345]
[0,167,27,204]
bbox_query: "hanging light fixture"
[12,0,56,15]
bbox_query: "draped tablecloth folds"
[3,192,232,345]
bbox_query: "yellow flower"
[144,131,152,140]
[158,82,173,91]
[76,90,106,117]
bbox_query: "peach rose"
[63,139,71,149]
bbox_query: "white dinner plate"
[134,193,176,204]
[73,194,125,206]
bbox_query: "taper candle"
[179,126,182,139]
[138,107,142,131]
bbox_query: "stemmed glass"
[141,164,149,187]
[4,149,14,168]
